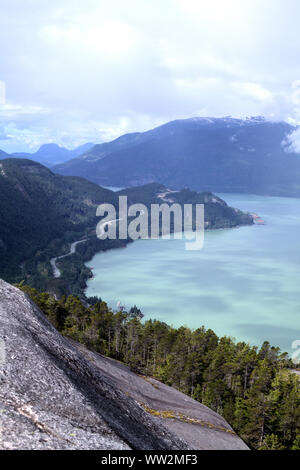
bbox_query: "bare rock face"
[74,343,249,451]
[0,280,248,450]
[0,280,186,450]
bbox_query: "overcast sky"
[1,0,300,152]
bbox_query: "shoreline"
[50,202,255,300]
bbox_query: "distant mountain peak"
[38,143,63,150]
[7,142,95,167]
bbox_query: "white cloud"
[283,128,300,153]
[236,82,273,103]
[0,113,167,153]
[0,81,6,105]
[177,0,248,24]
[0,103,50,119]
[42,21,137,56]
[1,0,300,151]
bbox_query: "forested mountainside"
[15,282,300,450]
[0,160,252,297]
[54,117,300,197]
[0,158,118,290]
[120,183,253,230]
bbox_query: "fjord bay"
[86,194,300,354]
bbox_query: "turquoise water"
[86,194,300,354]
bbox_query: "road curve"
[50,218,120,278]
[50,239,88,278]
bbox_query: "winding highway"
[50,217,120,278]
[50,239,88,278]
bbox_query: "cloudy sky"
[1,0,300,152]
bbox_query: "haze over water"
[86,194,300,354]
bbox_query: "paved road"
[50,239,88,278]
[50,217,120,278]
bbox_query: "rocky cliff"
[0,280,248,450]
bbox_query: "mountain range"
[53,117,300,197]
[0,142,94,167]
